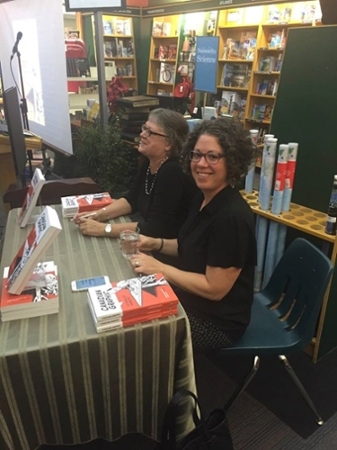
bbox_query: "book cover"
[116,95,160,108]
[232,64,250,88]
[1,264,58,321]
[61,192,113,218]
[103,21,113,35]
[221,64,234,86]
[6,206,62,295]
[104,41,113,58]
[159,63,175,84]
[18,168,45,228]
[152,21,163,36]
[87,273,179,328]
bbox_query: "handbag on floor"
[37,389,233,450]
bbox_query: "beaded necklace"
[144,157,168,195]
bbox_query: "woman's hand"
[73,209,106,224]
[77,217,106,236]
[136,235,161,252]
[130,252,164,275]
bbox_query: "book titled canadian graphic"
[88,273,179,332]
[6,206,62,295]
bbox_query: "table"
[0,206,196,450]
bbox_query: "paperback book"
[6,206,62,295]
[1,262,59,321]
[116,95,160,109]
[87,273,178,332]
[61,192,113,218]
[18,168,45,228]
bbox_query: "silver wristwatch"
[105,223,112,235]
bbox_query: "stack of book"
[61,192,113,218]
[87,273,179,333]
[1,206,62,321]
[116,95,160,144]
[1,262,59,321]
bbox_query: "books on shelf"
[251,103,273,121]
[61,192,113,218]
[87,273,179,333]
[221,63,251,88]
[1,262,59,322]
[18,168,45,228]
[116,95,160,108]
[159,63,175,84]
[222,33,256,60]
[66,57,91,78]
[6,206,62,295]
[256,79,278,96]
[219,91,246,120]
[103,20,114,35]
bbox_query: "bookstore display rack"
[147,15,181,97]
[215,3,320,137]
[102,15,138,93]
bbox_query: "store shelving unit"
[147,15,181,97]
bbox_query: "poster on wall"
[194,36,219,93]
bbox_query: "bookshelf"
[102,15,138,93]
[215,2,321,138]
[147,15,181,97]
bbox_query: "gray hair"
[148,108,189,157]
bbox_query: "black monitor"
[3,86,27,186]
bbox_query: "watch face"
[105,224,111,234]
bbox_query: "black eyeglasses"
[141,125,168,138]
[189,150,225,165]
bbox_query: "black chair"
[218,238,333,425]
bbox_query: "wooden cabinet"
[147,15,181,97]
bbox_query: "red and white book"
[6,206,62,295]
[87,273,179,331]
[61,192,113,218]
[1,262,59,322]
[18,168,45,228]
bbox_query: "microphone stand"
[12,49,34,180]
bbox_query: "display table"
[0,206,196,450]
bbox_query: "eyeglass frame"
[189,150,225,165]
[141,124,168,138]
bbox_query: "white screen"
[67,0,123,9]
[0,0,73,155]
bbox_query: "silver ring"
[135,261,139,267]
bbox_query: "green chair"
[219,238,333,425]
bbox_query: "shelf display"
[101,14,137,92]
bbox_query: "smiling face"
[191,134,228,198]
[138,119,171,161]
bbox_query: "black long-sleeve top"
[123,157,198,238]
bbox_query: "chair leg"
[278,355,324,426]
[224,355,260,412]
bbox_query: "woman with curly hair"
[130,118,257,352]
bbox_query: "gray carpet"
[194,353,337,449]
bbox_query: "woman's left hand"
[130,252,163,275]
[77,218,106,236]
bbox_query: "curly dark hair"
[183,118,257,186]
[148,108,189,157]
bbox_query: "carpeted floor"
[194,351,337,449]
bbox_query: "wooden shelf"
[241,190,334,243]
[217,86,249,91]
[250,94,276,99]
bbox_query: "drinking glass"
[119,228,140,260]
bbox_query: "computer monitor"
[3,86,27,186]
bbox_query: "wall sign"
[194,36,219,93]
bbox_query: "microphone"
[11,31,23,58]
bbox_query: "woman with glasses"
[74,108,197,239]
[130,118,257,351]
